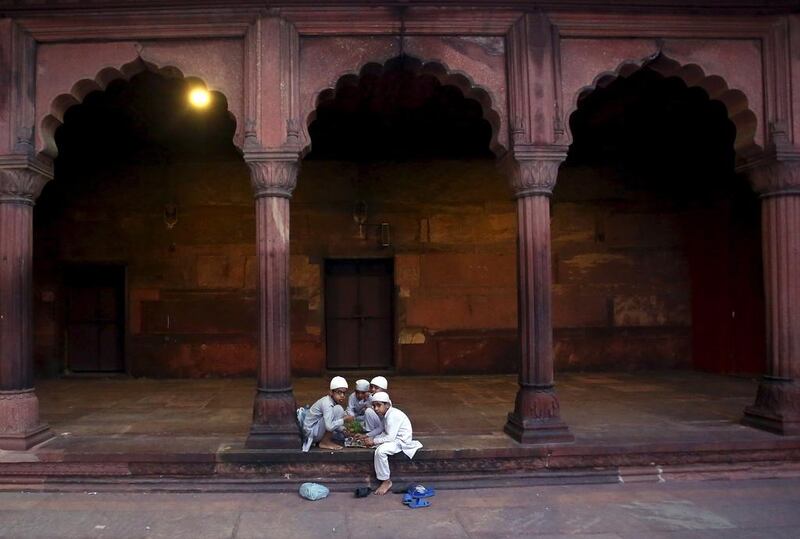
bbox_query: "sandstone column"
[0,158,54,449]
[503,149,573,444]
[244,151,300,448]
[742,160,800,435]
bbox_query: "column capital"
[501,145,567,198]
[748,160,800,197]
[0,154,53,204]
[740,145,800,197]
[244,148,300,199]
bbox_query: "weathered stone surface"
[197,255,245,289]
[554,327,692,371]
[420,253,516,288]
[405,293,517,331]
[605,212,683,249]
[552,286,610,328]
[613,294,691,327]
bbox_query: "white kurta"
[301,395,345,452]
[363,407,384,437]
[372,406,423,480]
[345,392,369,418]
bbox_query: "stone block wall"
[31,156,759,377]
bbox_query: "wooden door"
[688,199,764,375]
[325,259,393,369]
[64,265,125,372]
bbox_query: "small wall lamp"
[164,202,178,229]
[352,200,391,248]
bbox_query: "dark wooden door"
[64,265,125,373]
[688,199,764,375]
[325,259,393,369]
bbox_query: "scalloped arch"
[39,58,238,159]
[304,55,506,158]
[568,54,761,160]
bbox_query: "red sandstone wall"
[32,156,756,377]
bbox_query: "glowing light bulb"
[188,87,211,108]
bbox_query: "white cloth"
[345,392,369,418]
[372,406,423,480]
[302,395,345,452]
[364,407,384,438]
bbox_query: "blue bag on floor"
[299,482,329,501]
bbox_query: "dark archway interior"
[53,71,238,172]
[307,57,494,160]
[562,67,764,375]
[38,71,244,230]
[34,71,253,378]
[568,69,739,199]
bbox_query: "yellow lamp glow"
[188,87,211,108]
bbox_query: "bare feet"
[318,440,343,450]
[374,479,392,495]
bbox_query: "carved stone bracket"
[0,154,53,204]
[502,145,568,198]
[244,148,300,199]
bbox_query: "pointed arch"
[303,55,506,158]
[39,58,240,159]
[568,54,760,162]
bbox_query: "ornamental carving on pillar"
[502,145,567,198]
[0,168,50,203]
[748,160,800,197]
[516,387,561,420]
[246,158,299,199]
[509,159,561,197]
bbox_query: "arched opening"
[33,70,255,382]
[556,65,765,376]
[292,56,515,375]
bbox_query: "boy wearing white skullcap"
[363,376,389,438]
[301,376,354,452]
[345,379,371,421]
[363,391,423,495]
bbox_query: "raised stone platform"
[1,372,799,491]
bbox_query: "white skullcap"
[355,379,370,392]
[370,376,388,390]
[329,376,348,390]
[371,391,391,405]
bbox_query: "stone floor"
[30,370,785,455]
[2,477,800,538]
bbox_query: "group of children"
[300,376,422,495]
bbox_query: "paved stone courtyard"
[1,478,799,538]
[32,371,779,454]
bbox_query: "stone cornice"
[244,148,301,199]
[549,12,785,38]
[2,1,798,17]
[16,12,254,42]
[8,5,794,40]
[0,154,53,180]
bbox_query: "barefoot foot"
[374,480,392,495]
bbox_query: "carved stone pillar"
[0,157,54,449]
[244,151,300,448]
[503,148,573,444]
[742,160,800,435]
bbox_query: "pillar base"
[245,388,301,449]
[0,389,54,450]
[0,423,54,450]
[504,386,574,445]
[742,378,800,436]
